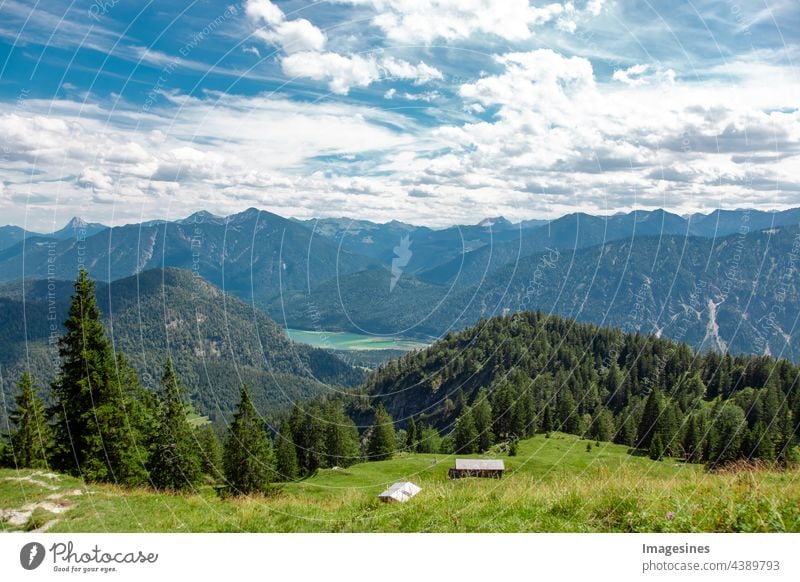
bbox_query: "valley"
[286,328,430,352]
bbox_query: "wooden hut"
[448,459,505,479]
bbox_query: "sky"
[0,0,798,231]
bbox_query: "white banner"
[1,534,798,582]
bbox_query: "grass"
[2,433,799,532]
[286,328,429,351]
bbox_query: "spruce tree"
[196,424,223,479]
[367,404,396,461]
[7,372,51,469]
[541,404,554,433]
[223,385,275,495]
[406,417,418,452]
[453,407,478,454]
[50,269,152,485]
[322,401,360,468]
[275,418,299,481]
[472,390,494,452]
[649,432,665,460]
[682,415,703,463]
[149,359,201,491]
[637,389,663,449]
[591,407,615,443]
[707,404,746,469]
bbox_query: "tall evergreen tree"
[50,269,152,485]
[707,404,746,469]
[453,407,478,454]
[275,418,299,481]
[196,424,223,479]
[682,415,703,463]
[472,390,494,452]
[637,389,663,449]
[367,404,396,461]
[223,385,275,495]
[540,404,554,433]
[149,359,201,491]
[323,401,360,468]
[406,417,418,452]
[591,407,615,443]
[6,373,51,469]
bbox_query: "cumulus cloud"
[341,0,565,42]
[246,0,327,53]
[339,0,607,43]
[613,64,676,86]
[255,18,327,54]
[245,0,284,26]
[282,52,443,94]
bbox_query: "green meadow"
[2,433,799,533]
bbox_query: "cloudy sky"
[0,0,798,231]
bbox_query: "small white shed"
[378,481,421,503]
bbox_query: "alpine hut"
[448,459,505,479]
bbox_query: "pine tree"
[591,407,615,443]
[637,389,663,449]
[275,418,299,481]
[416,424,442,454]
[745,420,775,463]
[682,415,703,463]
[707,404,746,469]
[406,417,418,452]
[149,359,201,491]
[196,425,223,479]
[223,385,275,495]
[367,404,396,461]
[453,407,478,454]
[323,401,360,468]
[50,269,152,485]
[7,373,51,468]
[472,390,494,452]
[649,432,665,460]
[540,404,554,433]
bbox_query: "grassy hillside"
[2,433,798,532]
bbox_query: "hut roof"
[454,459,505,471]
[378,481,421,502]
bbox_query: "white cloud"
[380,57,443,84]
[282,52,443,94]
[613,64,676,86]
[282,52,380,94]
[246,0,327,54]
[342,0,566,43]
[2,43,799,231]
[255,18,327,54]
[245,0,284,26]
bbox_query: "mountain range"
[1,205,799,400]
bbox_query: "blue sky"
[0,0,798,231]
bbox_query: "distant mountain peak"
[478,216,511,228]
[50,216,107,239]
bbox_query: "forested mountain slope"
[0,268,363,426]
[278,225,800,361]
[358,311,800,466]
